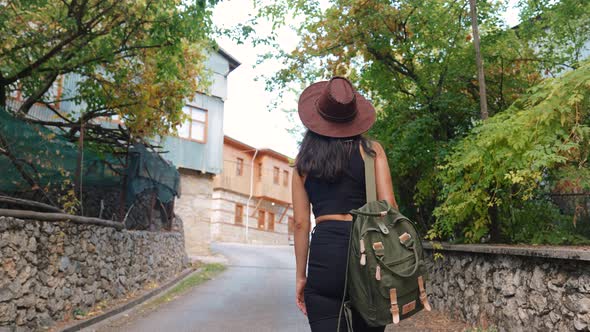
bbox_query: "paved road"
[92,243,310,332]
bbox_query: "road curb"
[59,267,198,332]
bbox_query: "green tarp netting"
[0,108,179,218]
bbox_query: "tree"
[0,0,218,211]
[256,0,544,230]
[0,0,217,148]
[430,60,590,244]
[516,0,590,75]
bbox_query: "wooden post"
[75,119,84,215]
[118,140,131,222]
[469,0,489,120]
[148,191,156,230]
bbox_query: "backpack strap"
[361,142,377,202]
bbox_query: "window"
[258,162,263,181]
[258,210,265,229]
[236,158,244,176]
[273,167,280,184]
[178,105,207,143]
[268,212,275,232]
[283,170,289,186]
[235,204,243,224]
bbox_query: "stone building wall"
[0,216,188,330]
[210,222,288,245]
[175,169,213,256]
[424,244,590,332]
[211,189,292,244]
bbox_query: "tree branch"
[0,130,58,207]
[16,72,59,115]
[0,195,64,213]
[0,208,124,229]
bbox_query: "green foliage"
[430,61,590,243]
[516,0,590,74]
[255,0,575,229]
[254,0,589,243]
[0,0,217,142]
[501,199,590,245]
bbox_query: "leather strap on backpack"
[418,276,432,311]
[361,142,377,202]
[389,288,400,324]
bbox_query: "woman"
[292,76,398,331]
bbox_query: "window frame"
[283,170,289,186]
[267,212,275,231]
[178,104,208,143]
[235,204,243,224]
[258,210,266,229]
[236,157,244,176]
[273,166,280,185]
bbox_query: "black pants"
[304,220,386,332]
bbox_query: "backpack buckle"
[377,221,389,234]
[399,232,413,247]
[360,239,367,266]
[372,241,385,256]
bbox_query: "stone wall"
[175,169,213,256]
[0,216,188,330]
[425,244,590,332]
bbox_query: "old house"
[5,48,241,255]
[159,49,241,256]
[211,136,294,245]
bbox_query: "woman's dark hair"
[295,130,376,182]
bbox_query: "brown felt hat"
[297,76,376,138]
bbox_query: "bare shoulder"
[369,140,386,157]
[292,168,306,185]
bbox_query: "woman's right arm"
[373,141,399,210]
[292,170,311,315]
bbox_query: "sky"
[211,1,522,159]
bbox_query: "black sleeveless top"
[304,144,367,217]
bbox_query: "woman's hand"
[296,277,307,316]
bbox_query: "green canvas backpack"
[337,146,432,331]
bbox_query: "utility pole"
[245,149,258,243]
[469,0,489,120]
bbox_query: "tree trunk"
[488,204,501,242]
[0,131,58,207]
[469,0,489,120]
